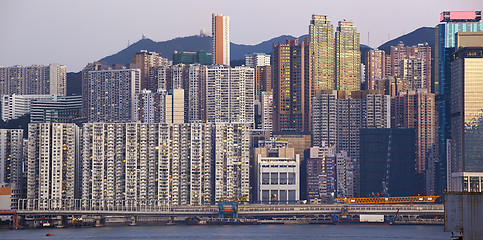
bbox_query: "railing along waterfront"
[17,199,175,212]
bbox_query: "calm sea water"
[1,225,451,240]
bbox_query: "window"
[271,173,278,185]
[288,173,296,185]
[280,173,287,184]
[262,173,269,185]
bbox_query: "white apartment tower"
[188,64,207,123]
[85,68,141,122]
[312,90,390,160]
[135,89,165,123]
[0,64,66,97]
[81,123,213,206]
[0,129,24,186]
[206,65,254,123]
[214,123,251,202]
[212,14,230,66]
[261,91,273,131]
[245,53,271,67]
[27,123,79,209]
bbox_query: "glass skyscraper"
[434,11,482,195]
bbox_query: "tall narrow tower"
[335,21,361,91]
[212,14,230,66]
[309,15,335,91]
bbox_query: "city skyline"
[0,0,480,71]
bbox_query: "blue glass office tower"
[434,11,483,196]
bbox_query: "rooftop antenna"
[368,31,370,47]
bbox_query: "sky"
[0,0,482,72]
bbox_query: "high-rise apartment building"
[245,53,271,67]
[388,42,431,91]
[27,123,79,209]
[165,89,185,123]
[212,14,230,66]
[366,49,385,90]
[0,64,66,97]
[335,21,361,91]
[272,39,311,132]
[261,91,273,131]
[306,144,336,203]
[187,64,207,123]
[450,35,483,192]
[0,129,24,209]
[206,65,254,123]
[0,129,23,186]
[84,67,141,123]
[149,65,170,91]
[254,66,272,101]
[81,123,213,206]
[171,64,188,90]
[309,15,335,91]
[81,62,110,117]
[214,123,250,201]
[134,89,165,123]
[132,50,168,90]
[335,151,355,198]
[312,90,391,155]
[392,90,436,173]
[434,11,482,195]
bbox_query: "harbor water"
[1,224,451,239]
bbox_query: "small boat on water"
[46,233,54,236]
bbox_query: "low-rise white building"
[256,153,300,203]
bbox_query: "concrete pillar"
[129,216,137,226]
[55,216,64,228]
[94,216,103,227]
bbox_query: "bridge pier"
[129,216,137,226]
[94,216,103,227]
[55,215,64,228]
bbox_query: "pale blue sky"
[0,0,481,71]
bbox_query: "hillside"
[97,27,434,67]
[377,27,435,54]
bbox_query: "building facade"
[245,53,271,67]
[81,123,213,206]
[30,95,82,123]
[272,39,311,132]
[134,89,165,123]
[84,67,141,123]
[132,50,168,90]
[391,90,436,173]
[0,64,66,97]
[27,123,79,209]
[335,21,361,91]
[306,145,336,203]
[309,15,335,91]
[434,11,483,195]
[366,49,385,90]
[214,123,250,201]
[359,128,420,197]
[1,94,56,121]
[212,14,230,66]
[206,65,254,123]
[450,42,483,192]
[0,129,24,187]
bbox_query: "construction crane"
[335,195,439,204]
